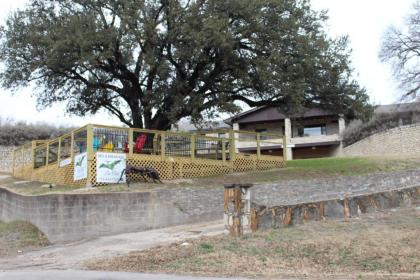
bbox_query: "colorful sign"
[96,152,126,183]
[74,152,87,181]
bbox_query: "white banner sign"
[74,152,88,181]
[59,157,72,167]
[96,152,126,183]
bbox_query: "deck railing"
[12,124,285,173]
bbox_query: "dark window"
[299,125,327,137]
[255,128,268,140]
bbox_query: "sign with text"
[96,152,126,183]
[74,152,87,181]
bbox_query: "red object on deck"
[134,134,147,153]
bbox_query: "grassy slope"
[85,207,420,279]
[4,156,420,195]
[0,221,49,258]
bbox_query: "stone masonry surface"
[251,169,420,207]
[2,169,420,243]
[0,146,14,173]
[343,124,420,157]
[0,185,224,243]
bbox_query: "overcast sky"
[0,0,416,126]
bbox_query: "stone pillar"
[283,118,293,160]
[224,184,252,236]
[335,115,345,157]
[338,115,346,135]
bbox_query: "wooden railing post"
[31,141,36,170]
[128,128,134,156]
[222,139,226,166]
[191,133,196,160]
[57,137,61,166]
[45,142,50,167]
[282,135,287,166]
[86,124,94,187]
[70,131,75,161]
[256,133,261,160]
[160,131,166,160]
[229,130,236,161]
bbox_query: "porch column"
[232,122,239,153]
[338,115,346,135]
[335,115,346,157]
[283,118,293,160]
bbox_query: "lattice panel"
[29,163,85,186]
[13,151,284,187]
[180,160,231,178]
[233,155,257,172]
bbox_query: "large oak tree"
[0,0,371,129]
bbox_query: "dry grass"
[85,207,420,279]
[0,221,50,258]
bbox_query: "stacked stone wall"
[343,124,420,157]
[0,146,14,173]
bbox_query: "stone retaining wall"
[0,146,14,173]
[253,185,419,230]
[0,187,223,243]
[342,124,420,157]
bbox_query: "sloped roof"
[224,106,335,124]
[374,102,420,115]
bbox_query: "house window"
[299,125,327,137]
[255,128,268,140]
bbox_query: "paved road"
[0,220,225,270]
[0,270,249,280]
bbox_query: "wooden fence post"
[57,137,61,166]
[45,142,50,167]
[86,124,94,187]
[191,133,196,160]
[222,140,226,166]
[70,131,75,161]
[256,133,261,160]
[128,128,134,156]
[160,132,166,160]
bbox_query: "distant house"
[374,102,420,126]
[224,106,345,160]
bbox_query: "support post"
[45,142,49,167]
[282,135,288,166]
[191,133,196,160]
[256,133,261,160]
[160,132,166,160]
[222,140,226,166]
[128,128,134,156]
[70,131,75,161]
[86,124,94,188]
[31,141,36,170]
[224,184,253,237]
[57,137,61,166]
[229,130,236,161]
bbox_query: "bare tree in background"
[380,1,420,100]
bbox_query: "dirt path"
[0,220,225,271]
